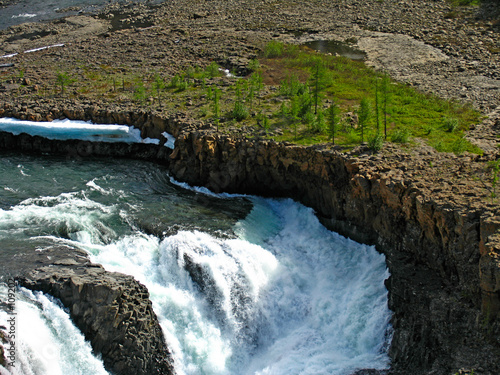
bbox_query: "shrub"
[177,80,189,92]
[264,41,285,58]
[358,98,371,143]
[56,71,75,94]
[280,73,306,98]
[391,128,410,143]
[368,133,385,153]
[444,117,459,132]
[303,111,315,127]
[247,59,260,72]
[169,74,182,89]
[313,109,326,133]
[205,62,221,78]
[232,100,249,121]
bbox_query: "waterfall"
[0,286,109,375]
[0,154,392,375]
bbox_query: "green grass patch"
[250,41,483,153]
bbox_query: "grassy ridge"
[2,41,483,154]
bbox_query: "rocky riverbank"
[0,0,499,374]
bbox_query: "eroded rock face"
[18,247,174,375]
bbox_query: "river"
[0,0,104,30]
[0,0,162,30]
[0,148,392,374]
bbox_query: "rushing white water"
[49,197,391,374]
[0,118,175,145]
[0,286,109,375]
[0,155,392,375]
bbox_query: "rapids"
[0,152,392,375]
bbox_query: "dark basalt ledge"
[17,246,174,375]
[1,108,500,374]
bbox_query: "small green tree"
[205,62,220,79]
[381,74,390,139]
[212,88,221,132]
[152,74,165,108]
[232,100,249,121]
[185,66,195,85]
[264,41,285,58]
[313,108,326,133]
[368,133,385,153]
[258,111,270,134]
[290,95,300,140]
[298,86,312,119]
[327,102,340,144]
[310,59,329,114]
[375,79,380,132]
[56,71,75,94]
[133,79,147,104]
[247,59,260,73]
[358,97,371,144]
[247,85,255,110]
[252,70,264,105]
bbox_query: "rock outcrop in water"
[17,246,175,375]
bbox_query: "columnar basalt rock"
[18,248,175,375]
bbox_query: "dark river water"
[0,0,106,29]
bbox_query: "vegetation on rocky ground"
[448,0,481,6]
[1,41,483,154]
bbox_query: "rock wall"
[0,130,172,161]
[169,130,500,373]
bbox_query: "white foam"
[0,118,154,144]
[0,167,392,375]
[168,176,246,199]
[0,286,109,375]
[69,196,392,375]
